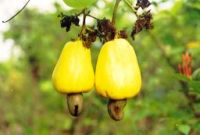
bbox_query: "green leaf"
[186,2,200,10]
[177,124,191,135]
[174,74,200,93]
[189,80,200,93]
[192,68,200,81]
[63,0,97,9]
[64,9,83,15]
[173,73,190,82]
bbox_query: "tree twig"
[123,0,137,16]
[80,9,87,36]
[87,14,100,20]
[2,0,31,23]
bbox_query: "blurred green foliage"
[0,0,200,135]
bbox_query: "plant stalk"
[112,0,122,24]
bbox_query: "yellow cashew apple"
[52,40,94,94]
[95,38,142,100]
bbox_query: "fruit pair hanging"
[52,36,142,121]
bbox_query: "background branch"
[148,31,200,118]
